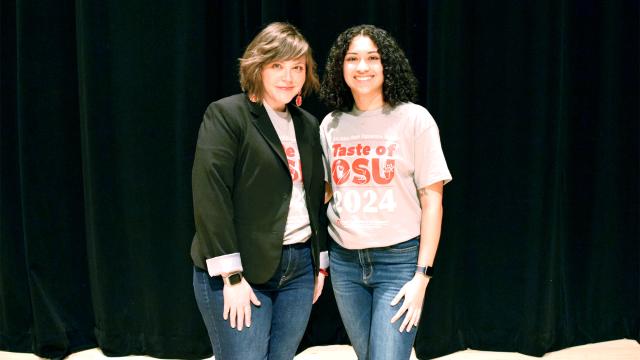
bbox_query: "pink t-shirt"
[264,103,312,245]
[320,102,452,249]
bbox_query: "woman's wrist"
[415,265,433,278]
[413,272,430,284]
[222,271,243,286]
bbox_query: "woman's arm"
[313,181,333,303]
[193,103,241,272]
[193,102,260,330]
[390,181,444,332]
[416,181,444,272]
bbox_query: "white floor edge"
[0,338,638,359]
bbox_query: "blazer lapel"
[247,98,288,168]
[291,107,313,194]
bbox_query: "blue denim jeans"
[330,237,419,360]
[193,242,314,360]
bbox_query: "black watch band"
[416,265,434,278]
[223,272,243,286]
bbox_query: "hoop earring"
[295,92,302,107]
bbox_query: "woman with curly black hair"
[319,25,452,359]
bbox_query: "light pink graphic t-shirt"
[264,103,312,245]
[320,102,452,249]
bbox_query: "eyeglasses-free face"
[343,35,384,110]
[261,56,306,111]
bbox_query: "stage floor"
[1,339,638,359]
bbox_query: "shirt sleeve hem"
[319,251,329,269]
[205,253,243,277]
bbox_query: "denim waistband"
[283,241,310,250]
[330,235,419,250]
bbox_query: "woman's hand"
[313,272,326,303]
[390,273,429,332]
[222,278,261,331]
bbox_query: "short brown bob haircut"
[239,22,320,102]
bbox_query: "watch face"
[228,273,243,285]
[425,266,434,277]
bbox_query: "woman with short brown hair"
[191,22,327,360]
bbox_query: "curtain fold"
[75,1,211,357]
[1,1,637,358]
[2,0,94,357]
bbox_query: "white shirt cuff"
[205,253,243,277]
[319,251,329,269]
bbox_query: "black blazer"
[190,93,326,284]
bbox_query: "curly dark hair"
[320,24,418,112]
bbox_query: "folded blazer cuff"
[319,251,329,269]
[205,253,243,277]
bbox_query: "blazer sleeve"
[312,114,329,269]
[192,102,243,275]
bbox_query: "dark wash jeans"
[193,242,314,360]
[330,237,420,360]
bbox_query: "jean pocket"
[384,237,419,253]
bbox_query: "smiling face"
[260,56,306,111]
[343,35,384,109]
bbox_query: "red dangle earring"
[295,91,302,107]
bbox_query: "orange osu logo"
[332,159,350,185]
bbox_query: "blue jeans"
[193,242,314,360]
[330,237,419,360]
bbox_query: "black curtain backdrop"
[1,1,638,359]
